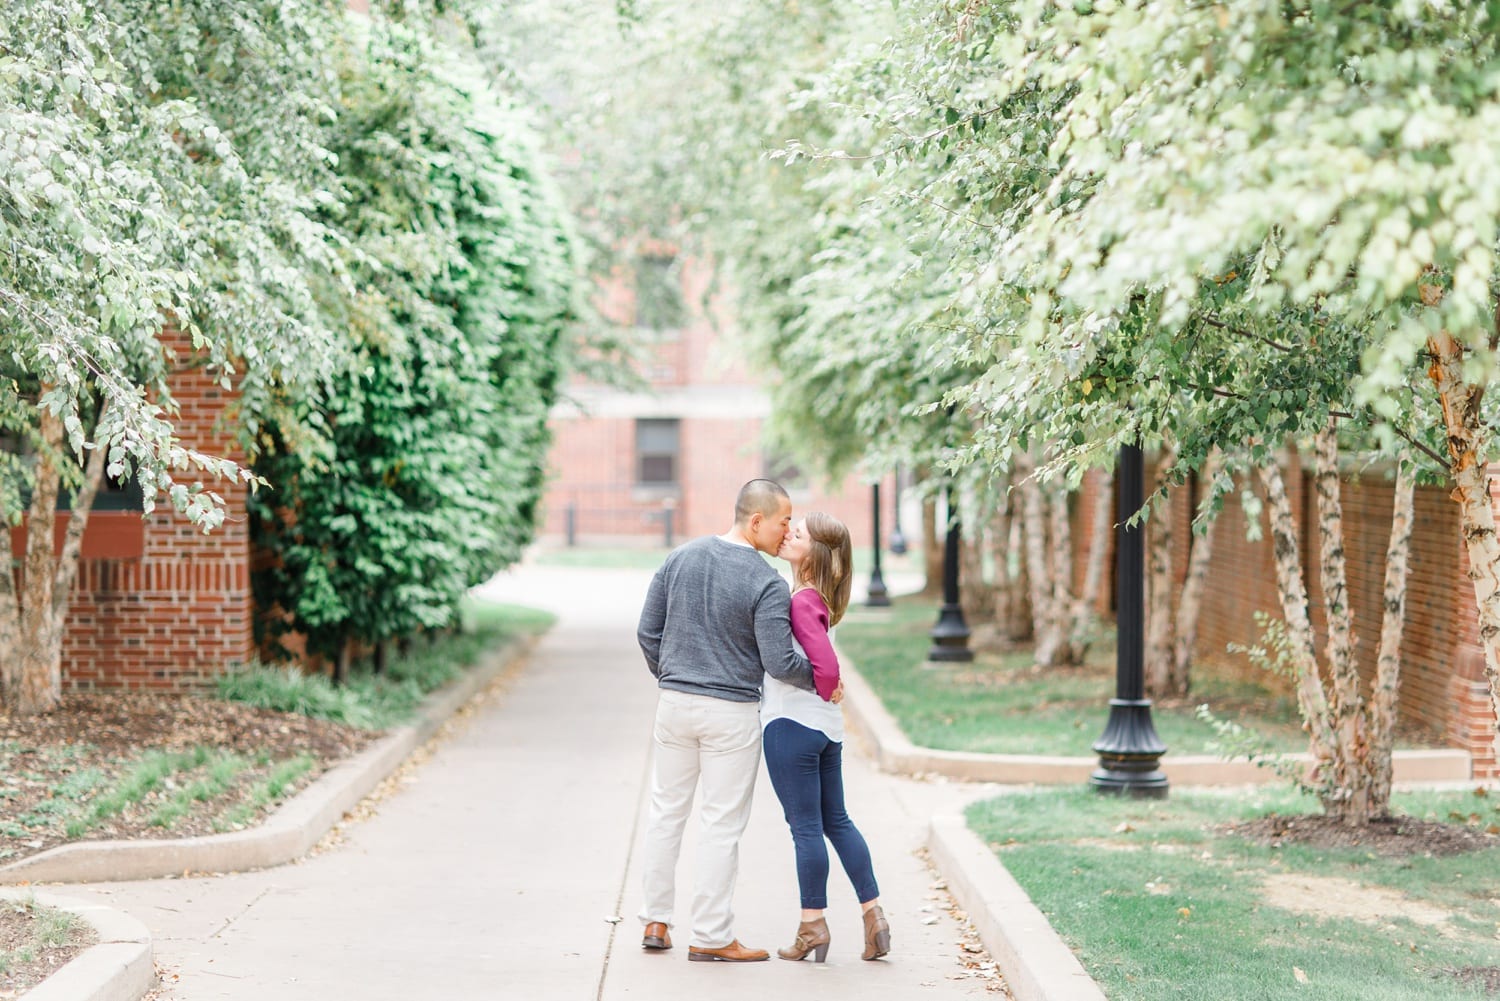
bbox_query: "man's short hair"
[735,479,789,525]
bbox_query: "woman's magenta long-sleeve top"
[789,588,840,702]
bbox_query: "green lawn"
[969,786,1500,1000]
[836,596,1413,758]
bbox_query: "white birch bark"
[1070,469,1113,656]
[1020,459,1080,669]
[1144,449,1177,697]
[1004,496,1033,643]
[1257,459,1339,789]
[1312,424,1372,825]
[989,492,1013,638]
[1369,454,1415,813]
[1046,480,1070,606]
[960,526,995,622]
[1172,449,1223,692]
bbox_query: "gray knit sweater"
[637,535,815,703]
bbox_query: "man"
[636,478,816,962]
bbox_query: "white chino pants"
[638,689,762,949]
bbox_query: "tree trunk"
[920,488,943,599]
[1144,449,1177,697]
[1004,499,1033,643]
[6,411,64,713]
[1369,454,1415,813]
[988,495,1013,640]
[1018,454,1089,667]
[960,524,995,623]
[1427,325,1500,766]
[1019,460,1064,666]
[1257,459,1339,792]
[1312,423,1372,826]
[1069,468,1113,656]
[1172,449,1223,693]
[52,411,109,654]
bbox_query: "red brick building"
[540,254,886,546]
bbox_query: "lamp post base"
[1090,699,1168,798]
[927,603,973,662]
[866,568,891,607]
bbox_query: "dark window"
[0,431,143,512]
[636,419,680,486]
[634,256,686,331]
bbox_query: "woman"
[762,511,890,962]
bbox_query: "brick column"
[61,335,254,691]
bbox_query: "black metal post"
[867,482,891,607]
[661,503,675,549]
[1090,442,1168,797]
[565,503,577,548]
[889,464,908,555]
[928,483,972,661]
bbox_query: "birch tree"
[1237,431,1417,824]
[1144,447,1225,699]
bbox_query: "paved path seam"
[0,887,153,1001]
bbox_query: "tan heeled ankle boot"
[861,904,890,960]
[777,917,831,962]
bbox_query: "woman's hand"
[830,681,845,704]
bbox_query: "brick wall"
[60,332,254,690]
[1150,458,1494,773]
[543,412,880,546]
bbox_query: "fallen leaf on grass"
[1293,966,1309,983]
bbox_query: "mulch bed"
[1222,811,1499,857]
[0,691,374,865]
[0,900,98,997]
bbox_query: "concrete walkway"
[62,563,1005,1000]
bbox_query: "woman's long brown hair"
[796,511,853,626]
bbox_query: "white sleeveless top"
[760,628,844,742]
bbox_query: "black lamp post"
[867,481,891,607]
[927,483,972,662]
[889,464,908,555]
[1090,442,1168,797]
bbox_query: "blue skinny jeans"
[762,718,880,910]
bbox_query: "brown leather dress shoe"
[687,939,770,962]
[642,922,672,950]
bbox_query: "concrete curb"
[927,816,1106,1001]
[0,888,153,1001]
[837,657,1472,786]
[0,634,537,887]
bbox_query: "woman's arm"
[790,589,841,702]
